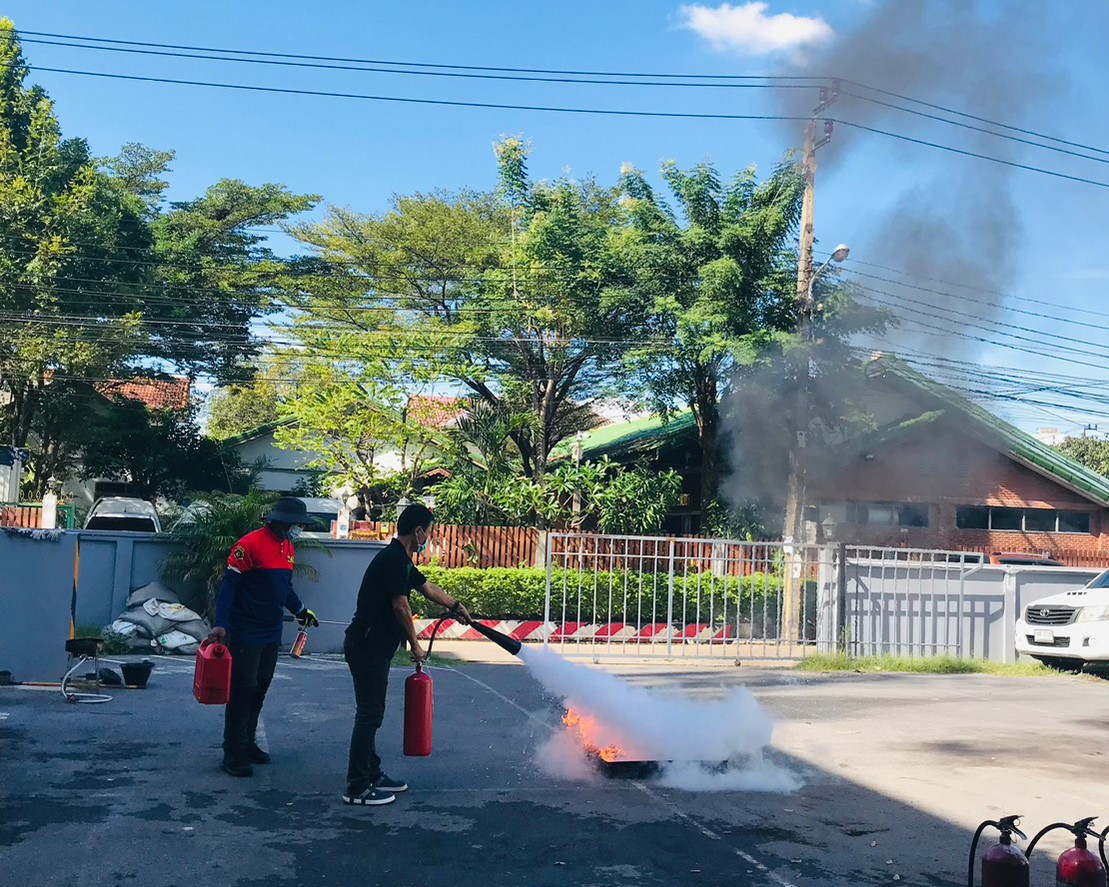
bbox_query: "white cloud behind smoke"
[678,2,833,56]
[522,647,799,792]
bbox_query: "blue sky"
[7,1,1109,437]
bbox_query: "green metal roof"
[868,356,1109,507]
[576,411,697,459]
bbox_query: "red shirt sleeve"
[228,536,255,573]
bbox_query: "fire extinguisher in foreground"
[404,661,433,757]
[968,815,1029,887]
[1027,817,1108,887]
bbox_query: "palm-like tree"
[160,490,323,620]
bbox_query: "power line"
[28,65,810,125]
[17,35,816,91]
[853,297,1109,373]
[31,34,1105,167]
[23,30,1109,162]
[851,282,1109,356]
[822,251,1109,321]
[832,119,1109,189]
[839,78,1109,159]
[15,29,824,82]
[29,64,1109,191]
[838,88,1109,167]
[840,267,1109,332]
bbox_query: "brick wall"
[810,422,1109,565]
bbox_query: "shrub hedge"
[417,566,794,622]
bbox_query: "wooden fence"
[0,503,77,530]
[350,521,540,569]
[0,505,42,529]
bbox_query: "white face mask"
[289,526,303,540]
[416,528,429,554]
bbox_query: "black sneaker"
[342,786,396,806]
[220,757,253,778]
[375,773,408,793]
[248,743,271,765]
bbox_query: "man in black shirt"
[342,503,471,806]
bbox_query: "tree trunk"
[694,376,720,521]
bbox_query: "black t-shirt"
[347,539,427,656]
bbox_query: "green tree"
[0,22,151,449]
[287,138,636,481]
[614,158,806,512]
[272,353,439,495]
[77,395,243,500]
[100,142,175,215]
[1057,437,1109,478]
[142,179,318,382]
[207,366,286,439]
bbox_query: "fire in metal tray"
[562,707,727,780]
[563,707,659,778]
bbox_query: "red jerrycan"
[194,639,232,705]
[403,663,433,756]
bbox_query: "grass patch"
[797,653,1052,676]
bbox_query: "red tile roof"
[407,395,466,429]
[95,378,192,411]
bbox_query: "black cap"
[264,497,315,526]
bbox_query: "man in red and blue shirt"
[209,497,319,778]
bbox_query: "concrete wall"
[0,530,387,681]
[843,562,1101,663]
[2,531,80,682]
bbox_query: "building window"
[956,506,989,530]
[956,506,1093,534]
[1059,511,1092,534]
[846,502,930,528]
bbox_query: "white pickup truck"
[1015,569,1109,668]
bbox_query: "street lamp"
[809,243,850,298]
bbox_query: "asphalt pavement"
[2,650,1108,887]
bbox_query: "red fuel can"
[403,664,433,756]
[194,639,232,705]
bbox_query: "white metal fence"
[541,532,829,660]
[542,533,1105,663]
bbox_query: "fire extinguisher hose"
[1027,822,1075,858]
[424,610,523,660]
[967,821,994,887]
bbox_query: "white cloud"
[678,2,833,56]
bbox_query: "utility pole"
[782,84,837,644]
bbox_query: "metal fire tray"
[596,758,660,779]
[594,757,732,780]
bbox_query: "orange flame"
[563,707,625,762]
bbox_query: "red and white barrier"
[413,619,742,644]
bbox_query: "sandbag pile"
[109,581,210,656]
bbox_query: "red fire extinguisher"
[1027,818,1108,887]
[968,815,1029,887]
[290,625,309,658]
[403,662,433,757]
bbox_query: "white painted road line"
[451,663,799,887]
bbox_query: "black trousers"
[223,641,279,761]
[344,640,393,794]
